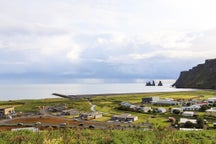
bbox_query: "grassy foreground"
[0,128,216,144]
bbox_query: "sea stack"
[158,81,163,86]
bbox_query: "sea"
[0,80,193,101]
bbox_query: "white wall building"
[206,107,216,116]
[182,111,195,117]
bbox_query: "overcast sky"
[0,0,216,83]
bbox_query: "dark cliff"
[173,59,216,89]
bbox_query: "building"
[171,108,183,113]
[11,127,39,132]
[206,107,216,116]
[182,104,201,111]
[152,100,179,106]
[142,96,159,104]
[48,104,67,112]
[139,107,152,113]
[61,109,79,115]
[120,102,132,107]
[213,122,216,128]
[0,107,15,117]
[155,107,166,113]
[182,111,195,117]
[207,97,216,103]
[80,111,102,120]
[111,113,138,122]
[180,118,197,125]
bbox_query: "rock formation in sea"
[146,80,163,86]
[173,58,216,89]
[158,81,163,86]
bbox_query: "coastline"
[52,89,197,99]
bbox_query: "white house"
[182,111,195,117]
[180,118,197,124]
[11,127,39,132]
[80,112,102,120]
[140,107,152,113]
[207,97,216,103]
[206,107,216,116]
[111,113,138,122]
[156,107,166,113]
[182,104,201,111]
[120,102,132,107]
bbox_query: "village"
[1,93,216,131]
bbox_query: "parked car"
[89,125,95,129]
[17,123,23,126]
[35,122,41,126]
[78,123,84,126]
[73,118,79,121]
[59,123,67,127]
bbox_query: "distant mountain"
[173,58,216,89]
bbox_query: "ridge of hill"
[173,58,216,89]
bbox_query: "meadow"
[0,127,216,144]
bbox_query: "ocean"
[0,80,193,101]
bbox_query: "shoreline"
[52,89,197,99]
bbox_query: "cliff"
[173,59,216,89]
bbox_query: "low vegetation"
[0,128,216,144]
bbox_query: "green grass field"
[1,90,216,127]
[0,128,216,144]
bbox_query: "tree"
[172,109,181,115]
[200,105,210,111]
[196,117,204,129]
[184,121,194,128]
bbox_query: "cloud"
[0,1,216,83]
[66,44,83,63]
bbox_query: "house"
[129,105,137,111]
[11,127,39,132]
[182,111,195,117]
[180,118,197,124]
[156,107,166,113]
[120,102,132,107]
[206,107,216,116]
[111,113,138,122]
[171,108,183,113]
[180,118,197,125]
[139,107,152,113]
[79,111,102,120]
[142,96,159,104]
[213,122,216,128]
[48,104,67,112]
[0,107,15,117]
[182,104,201,111]
[61,109,79,115]
[207,97,216,103]
[152,100,179,106]
[179,128,202,131]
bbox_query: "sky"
[0,0,216,83]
